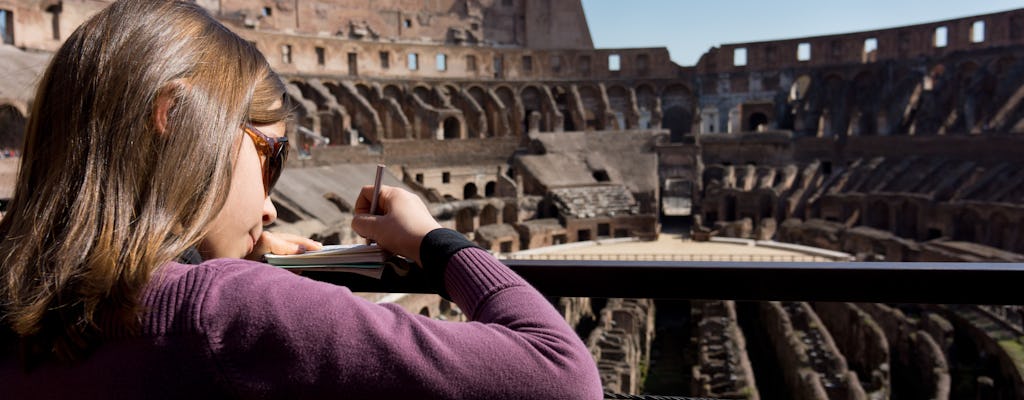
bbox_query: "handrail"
[301,260,1024,305]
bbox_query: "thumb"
[351,213,382,241]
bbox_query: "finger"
[259,231,314,255]
[270,232,324,251]
[353,185,374,214]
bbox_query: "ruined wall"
[811,302,890,399]
[760,301,867,400]
[691,300,760,400]
[856,303,951,400]
[586,298,656,395]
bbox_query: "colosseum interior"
[2,1,1024,398]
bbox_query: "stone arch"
[577,84,604,131]
[866,200,890,231]
[485,181,496,197]
[0,103,27,150]
[382,84,403,101]
[953,208,983,242]
[354,83,374,101]
[503,203,519,224]
[442,116,461,140]
[818,74,847,137]
[463,182,478,199]
[495,85,519,137]
[951,60,983,133]
[661,84,694,141]
[480,204,500,225]
[413,84,442,108]
[849,70,879,135]
[520,85,544,133]
[288,80,347,145]
[635,84,658,129]
[455,207,477,233]
[551,85,576,131]
[606,85,631,130]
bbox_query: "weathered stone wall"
[856,303,951,400]
[760,301,867,400]
[691,300,760,399]
[811,302,890,399]
[586,298,656,394]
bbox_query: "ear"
[152,80,187,135]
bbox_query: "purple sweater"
[1,247,602,399]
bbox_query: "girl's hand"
[247,231,323,261]
[350,185,442,266]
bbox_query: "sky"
[580,0,1024,66]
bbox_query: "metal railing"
[504,253,835,262]
[303,260,1024,305]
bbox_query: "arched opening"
[485,181,496,197]
[419,307,431,317]
[661,84,694,141]
[552,86,576,131]
[748,112,769,131]
[455,208,476,233]
[724,195,737,221]
[443,117,460,139]
[896,201,918,239]
[463,183,478,199]
[866,201,890,231]
[953,209,982,242]
[503,203,518,224]
[758,193,774,221]
[480,204,499,225]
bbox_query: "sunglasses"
[242,123,289,196]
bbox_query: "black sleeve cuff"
[419,228,480,299]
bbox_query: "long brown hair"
[0,0,289,363]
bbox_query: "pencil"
[369,164,385,215]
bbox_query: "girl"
[0,1,601,398]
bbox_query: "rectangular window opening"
[522,55,533,73]
[408,53,419,70]
[493,55,504,78]
[934,26,948,48]
[0,9,12,45]
[733,47,748,67]
[415,173,424,184]
[608,54,621,71]
[971,20,986,43]
[404,19,412,28]
[442,172,451,184]
[379,51,390,69]
[262,7,272,17]
[281,44,292,64]
[315,47,325,66]
[436,53,447,72]
[466,55,477,72]
[46,5,61,40]
[347,52,358,76]
[863,38,878,63]
[797,42,811,61]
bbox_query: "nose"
[262,196,277,226]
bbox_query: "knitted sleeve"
[195,252,602,399]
